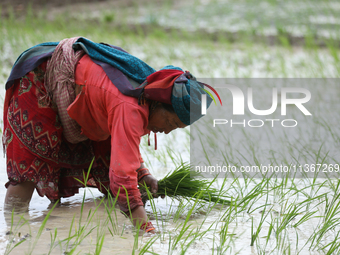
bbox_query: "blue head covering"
[161,65,213,125]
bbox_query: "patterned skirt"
[3,62,111,201]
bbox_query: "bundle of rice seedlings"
[140,163,230,205]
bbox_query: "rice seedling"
[214,200,236,254]
[47,227,59,255]
[250,198,272,246]
[27,201,59,254]
[308,181,340,251]
[4,214,30,255]
[140,163,231,206]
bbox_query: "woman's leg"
[4,181,35,212]
[3,62,62,212]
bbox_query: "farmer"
[3,37,212,233]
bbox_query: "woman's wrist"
[137,167,151,182]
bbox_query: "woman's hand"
[139,175,159,197]
[130,206,156,234]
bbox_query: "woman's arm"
[108,103,157,232]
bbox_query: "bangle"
[137,168,151,182]
[137,167,148,173]
[140,222,155,233]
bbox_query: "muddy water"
[0,129,198,254]
[0,143,334,254]
[0,174,221,254]
[0,142,250,255]
[0,173,328,255]
[0,158,145,254]
[0,190,134,254]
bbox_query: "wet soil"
[1,0,108,10]
[1,0,338,47]
[0,0,140,17]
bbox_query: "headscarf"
[139,66,213,125]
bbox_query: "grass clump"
[140,163,231,205]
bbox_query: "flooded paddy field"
[1,0,340,254]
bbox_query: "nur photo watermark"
[191,78,340,178]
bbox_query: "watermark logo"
[220,85,311,116]
[202,84,312,128]
[201,84,223,115]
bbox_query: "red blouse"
[68,54,150,213]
